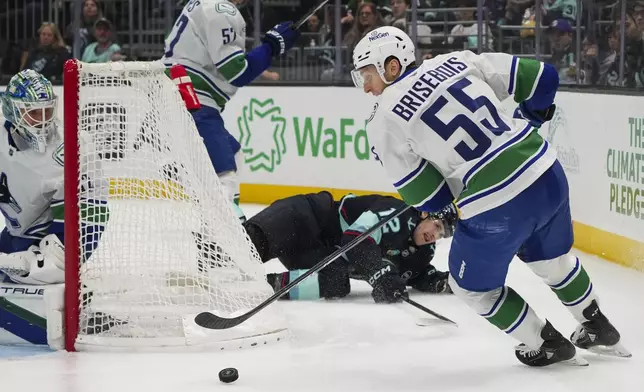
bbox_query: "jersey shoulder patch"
[214,1,238,16]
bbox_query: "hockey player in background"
[350,26,631,366]
[0,70,66,285]
[161,0,301,221]
[243,191,456,303]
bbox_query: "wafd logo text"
[236,98,371,173]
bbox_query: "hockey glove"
[170,64,200,112]
[410,268,452,294]
[262,22,300,56]
[369,265,408,303]
[0,234,65,285]
[519,102,556,128]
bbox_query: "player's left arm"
[462,51,559,126]
[340,206,389,278]
[372,115,453,213]
[339,197,408,303]
[204,8,298,88]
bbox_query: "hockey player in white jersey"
[0,70,67,285]
[351,26,631,367]
[161,0,300,220]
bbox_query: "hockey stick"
[194,203,413,330]
[397,294,457,326]
[293,0,330,30]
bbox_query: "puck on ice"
[219,368,239,383]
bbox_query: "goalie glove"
[0,234,65,285]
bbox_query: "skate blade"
[586,342,632,358]
[560,354,589,367]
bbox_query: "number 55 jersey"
[368,51,558,219]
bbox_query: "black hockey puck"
[219,368,239,383]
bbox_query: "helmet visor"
[351,69,364,88]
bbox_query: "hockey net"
[63,59,286,351]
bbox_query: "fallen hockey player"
[243,191,457,303]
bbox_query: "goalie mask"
[1,69,58,153]
[351,26,416,88]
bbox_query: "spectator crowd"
[1,0,643,88]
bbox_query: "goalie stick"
[195,203,412,330]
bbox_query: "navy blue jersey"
[336,194,436,284]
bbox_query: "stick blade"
[416,317,459,327]
[194,311,246,330]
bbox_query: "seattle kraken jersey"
[368,51,557,219]
[0,121,64,250]
[161,0,247,110]
[337,194,436,282]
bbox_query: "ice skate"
[570,300,632,358]
[515,320,588,367]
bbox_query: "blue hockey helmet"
[1,69,58,153]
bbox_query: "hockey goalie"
[0,70,67,287]
[0,69,95,346]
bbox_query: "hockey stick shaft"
[195,203,413,330]
[294,0,329,30]
[398,295,457,325]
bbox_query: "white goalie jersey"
[161,0,248,110]
[367,51,557,219]
[0,121,65,247]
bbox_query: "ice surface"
[1,204,642,392]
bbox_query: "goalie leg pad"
[525,252,598,323]
[449,274,546,349]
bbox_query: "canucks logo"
[237,98,287,173]
[0,173,21,214]
[0,172,22,229]
[53,142,64,167]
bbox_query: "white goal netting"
[67,60,286,350]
